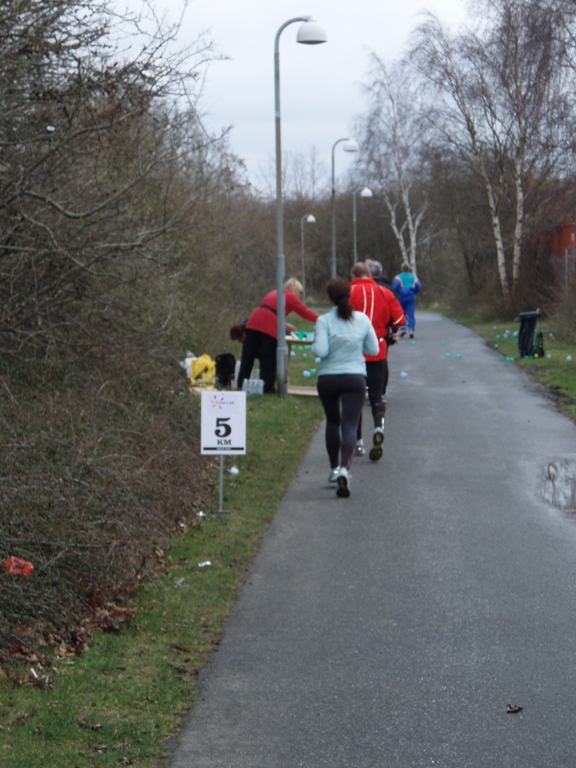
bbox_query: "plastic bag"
[533,329,544,358]
[180,351,196,379]
[215,353,236,387]
[190,354,215,388]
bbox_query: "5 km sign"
[201,391,246,455]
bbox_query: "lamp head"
[297,19,328,45]
[360,187,373,198]
[306,214,317,223]
[343,138,359,152]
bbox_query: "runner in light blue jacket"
[312,278,378,498]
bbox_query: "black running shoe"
[336,468,351,498]
[369,426,384,462]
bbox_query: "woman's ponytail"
[326,277,353,321]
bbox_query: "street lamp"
[353,186,373,263]
[331,137,359,278]
[275,17,327,398]
[301,214,316,304]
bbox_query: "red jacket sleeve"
[285,291,319,323]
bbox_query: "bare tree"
[411,0,576,306]
[256,146,327,202]
[0,0,231,356]
[357,56,428,273]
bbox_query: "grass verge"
[441,310,576,422]
[0,393,323,768]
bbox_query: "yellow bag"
[190,354,215,388]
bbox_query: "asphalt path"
[170,311,576,768]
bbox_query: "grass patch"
[0,393,323,767]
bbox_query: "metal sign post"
[201,391,247,515]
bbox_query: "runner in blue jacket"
[392,263,422,339]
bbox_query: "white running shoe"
[355,440,366,457]
[328,467,340,483]
[336,467,351,498]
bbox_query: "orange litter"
[2,556,34,577]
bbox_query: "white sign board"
[201,391,246,455]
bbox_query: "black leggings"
[237,329,277,394]
[317,374,367,470]
[357,358,388,439]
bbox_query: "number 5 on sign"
[201,391,246,455]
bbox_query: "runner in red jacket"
[237,278,318,394]
[349,262,405,461]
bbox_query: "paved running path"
[170,312,576,768]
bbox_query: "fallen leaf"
[506,704,523,714]
[9,714,30,727]
[2,556,34,577]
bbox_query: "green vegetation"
[0,393,323,767]
[443,310,576,422]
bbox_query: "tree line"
[5,0,576,370]
[353,0,576,316]
[277,0,576,320]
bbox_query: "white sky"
[131,0,468,190]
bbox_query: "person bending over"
[237,278,318,394]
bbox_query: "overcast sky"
[132,0,467,190]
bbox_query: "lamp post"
[352,186,373,263]
[275,17,327,398]
[330,137,359,278]
[300,214,316,304]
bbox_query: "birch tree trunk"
[358,56,428,272]
[512,155,524,289]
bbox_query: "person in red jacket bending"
[237,278,319,394]
[349,262,405,461]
